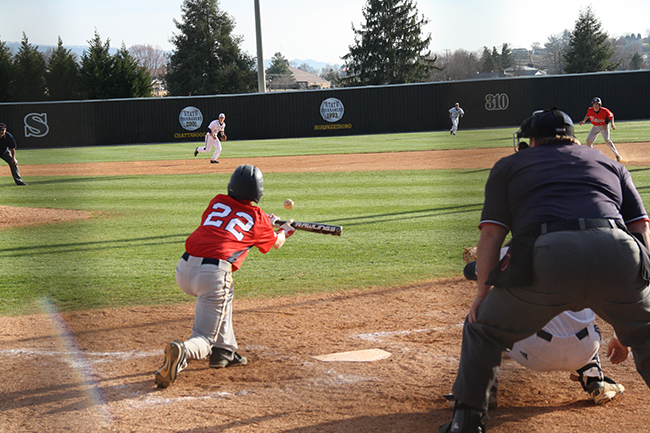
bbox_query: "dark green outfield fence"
[1,70,648,149]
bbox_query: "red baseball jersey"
[185,194,278,271]
[585,106,613,126]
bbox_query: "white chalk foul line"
[353,324,463,342]
[3,348,160,366]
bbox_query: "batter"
[155,165,296,388]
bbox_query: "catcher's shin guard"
[439,402,488,433]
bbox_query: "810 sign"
[485,93,509,111]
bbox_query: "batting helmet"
[228,165,264,203]
[516,108,574,139]
[592,97,602,105]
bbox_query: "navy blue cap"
[516,108,574,139]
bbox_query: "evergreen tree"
[113,44,152,98]
[491,47,501,70]
[480,47,496,73]
[629,52,643,70]
[46,37,82,100]
[265,52,296,90]
[342,0,434,86]
[167,0,256,96]
[80,30,116,99]
[563,6,619,73]
[12,33,47,101]
[266,52,292,75]
[0,39,14,102]
[500,43,514,69]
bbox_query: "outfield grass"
[16,120,650,165]
[1,124,649,316]
[0,169,491,315]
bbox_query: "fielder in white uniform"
[195,113,226,163]
[456,248,628,406]
[449,103,464,135]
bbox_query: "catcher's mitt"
[217,131,227,141]
[462,246,477,263]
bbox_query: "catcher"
[450,246,629,407]
[194,113,227,163]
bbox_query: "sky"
[2,0,649,66]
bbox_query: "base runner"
[578,97,622,162]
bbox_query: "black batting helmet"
[228,165,264,203]
[516,108,574,139]
[592,97,602,105]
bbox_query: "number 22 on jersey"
[203,202,254,241]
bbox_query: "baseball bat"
[274,220,342,236]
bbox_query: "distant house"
[504,65,546,77]
[288,66,331,89]
[467,66,545,80]
[467,71,507,80]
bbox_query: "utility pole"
[254,0,266,93]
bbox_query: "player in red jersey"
[579,97,622,162]
[155,165,296,388]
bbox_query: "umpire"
[0,123,27,186]
[440,108,650,432]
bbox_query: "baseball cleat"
[155,340,187,388]
[210,160,220,164]
[194,148,199,157]
[615,155,622,162]
[209,348,247,368]
[587,378,625,404]
[15,181,27,186]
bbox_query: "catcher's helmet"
[592,97,602,105]
[228,164,264,203]
[516,108,574,139]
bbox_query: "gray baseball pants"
[175,254,237,361]
[452,227,650,410]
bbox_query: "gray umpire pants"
[1,149,23,184]
[452,227,650,410]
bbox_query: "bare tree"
[292,62,318,75]
[129,44,167,81]
[537,31,570,74]
[430,49,480,81]
[319,63,341,82]
[611,34,645,70]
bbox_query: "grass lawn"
[2,122,649,316]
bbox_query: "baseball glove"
[462,246,477,263]
[217,131,227,141]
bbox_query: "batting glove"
[279,219,296,237]
[267,213,280,225]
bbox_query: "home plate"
[312,348,392,362]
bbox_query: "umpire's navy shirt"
[480,142,648,237]
[0,130,17,152]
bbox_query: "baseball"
[283,199,294,210]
